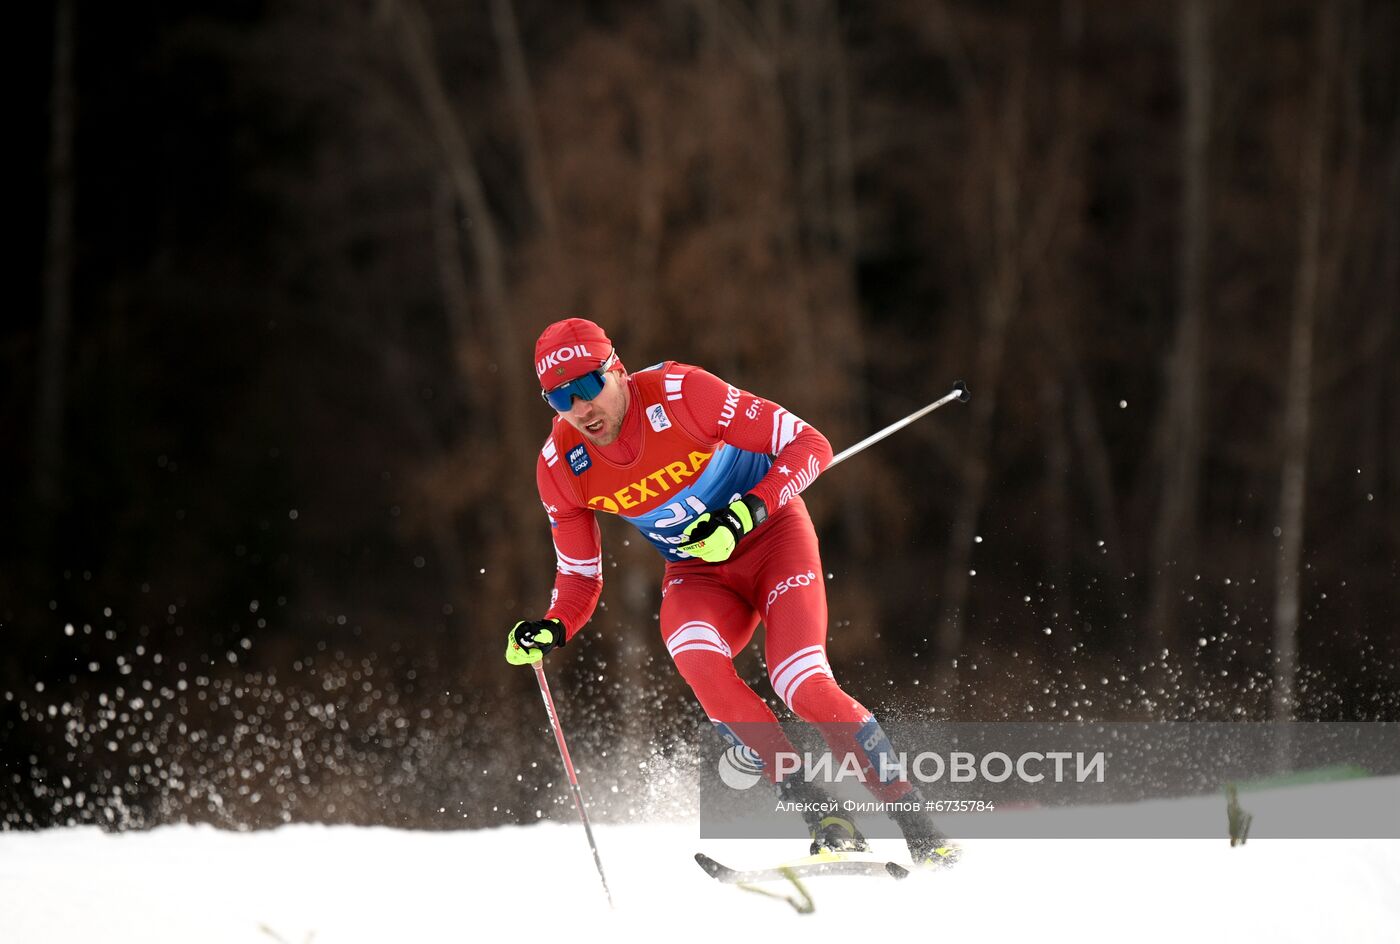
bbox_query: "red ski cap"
[534,318,621,387]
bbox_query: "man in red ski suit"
[505,318,955,865]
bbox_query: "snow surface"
[3,781,1399,944]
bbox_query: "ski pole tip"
[953,380,971,403]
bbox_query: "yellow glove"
[504,618,564,666]
[679,495,767,563]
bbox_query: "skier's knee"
[768,646,832,712]
[665,620,732,685]
[770,649,850,720]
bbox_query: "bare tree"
[924,5,1078,687]
[490,0,563,264]
[386,0,540,622]
[791,0,875,551]
[1272,4,1338,727]
[1146,0,1212,682]
[34,0,76,513]
[388,0,525,437]
[934,70,1024,684]
[1042,374,1073,661]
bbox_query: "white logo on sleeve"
[647,403,672,432]
[771,408,807,453]
[717,385,742,428]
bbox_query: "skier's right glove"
[504,618,564,666]
[679,494,767,563]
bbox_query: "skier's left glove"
[504,618,564,666]
[679,494,767,563]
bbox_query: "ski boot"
[775,778,871,856]
[889,789,961,869]
[808,814,870,856]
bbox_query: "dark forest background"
[4,0,1398,830]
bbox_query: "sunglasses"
[540,351,618,411]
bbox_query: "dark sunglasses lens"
[544,370,606,410]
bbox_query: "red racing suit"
[536,362,909,798]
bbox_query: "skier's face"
[559,369,629,447]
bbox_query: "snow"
[2,782,1398,943]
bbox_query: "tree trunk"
[390,0,536,611]
[1369,77,1400,581]
[935,251,1016,682]
[391,0,524,423]
[793,0,873,552]
[490,0,562,262]
[1043,375,1073,666]
[1146,0,1211,688]
[935,61,1027,686]
[1272,5,1337,734]
[1067,357,1124,568]
[432,178,479,396]
[35,0,76,512]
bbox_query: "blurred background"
[5,0,1397,831]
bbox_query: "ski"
[695,851,910,883]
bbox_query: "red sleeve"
[536,440,602,642]
[667,365,834,513]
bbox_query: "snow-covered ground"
[3,781,1398,943]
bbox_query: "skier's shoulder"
[632,359,724,393]
[629,359,694,393]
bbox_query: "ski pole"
[827,381,970,470]
[533,661,614,909]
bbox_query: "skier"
[505,317,956,867]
